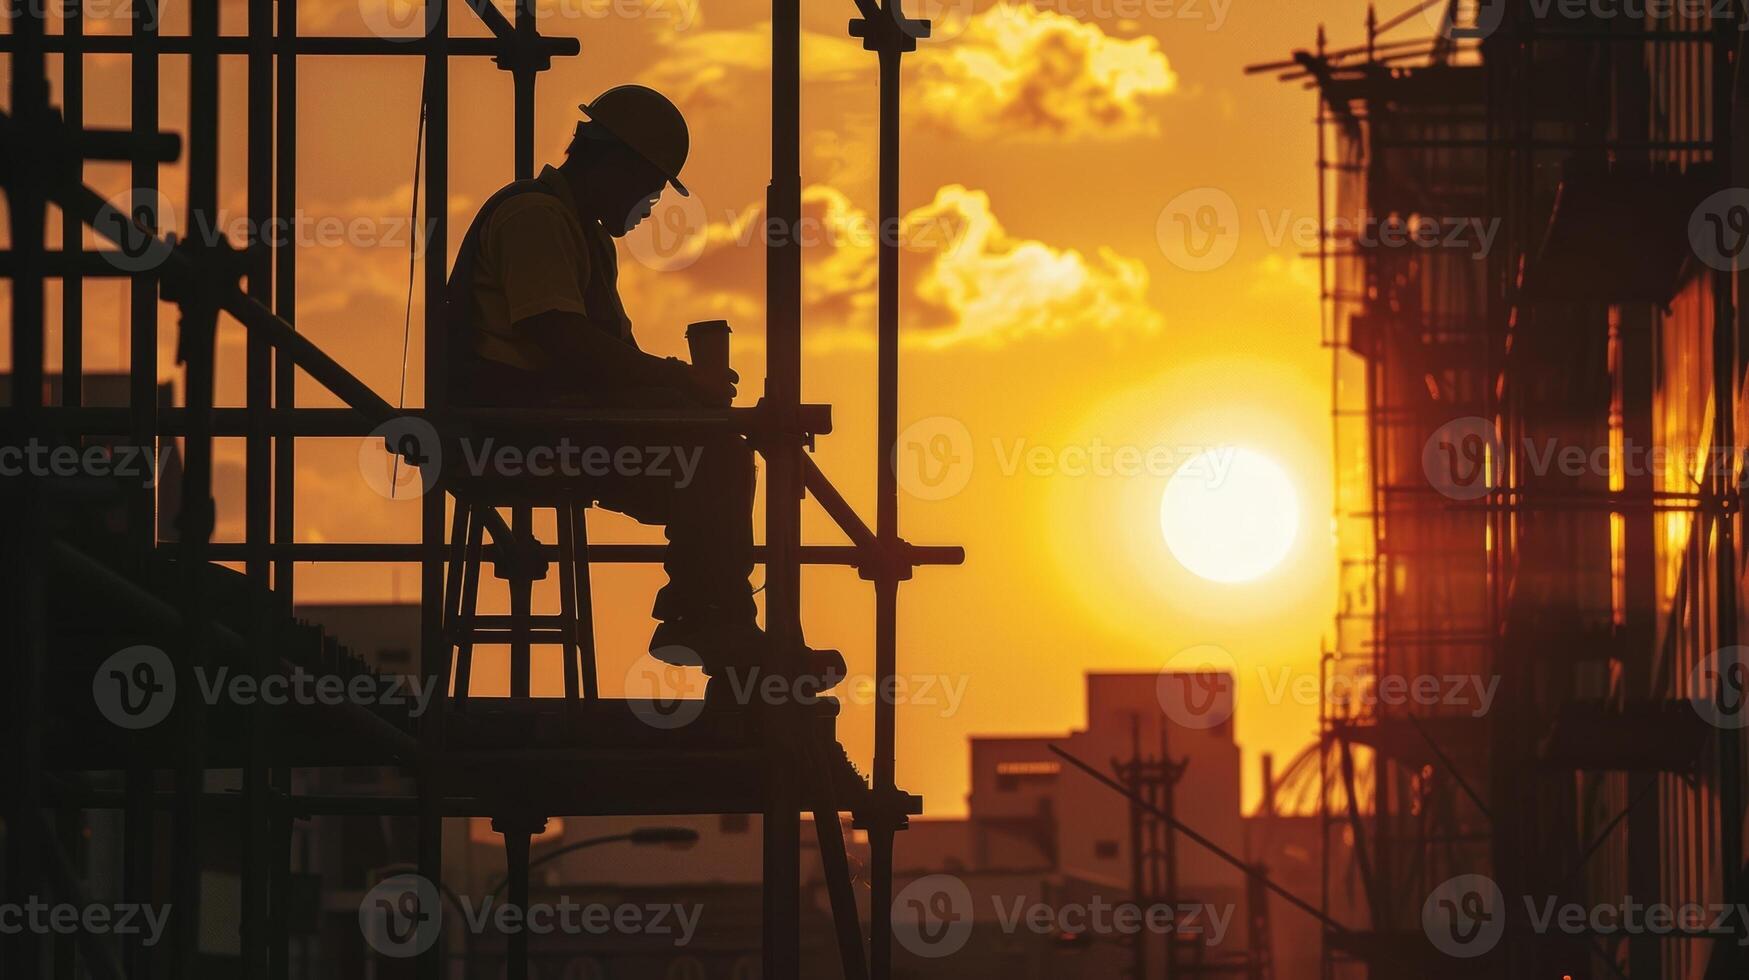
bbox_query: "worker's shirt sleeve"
[484,195,591,325]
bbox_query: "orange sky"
[15,0,1390,814]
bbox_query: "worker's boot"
[650,611,846,710]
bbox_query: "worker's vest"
[440,178,635,402]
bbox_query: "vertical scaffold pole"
[764,0,804,967]
[855,6,920,975]
[241,0,277,970]
[1710,8,1744,967]
[514,0,537,180]
[271,13,300,973]
[418,0,452,978]
[62,0,84,404]
[170,0,222,969]
[3,0,48,975]
[870,28,903,980]
[124,0,163,974]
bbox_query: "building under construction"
[0,0,962,977]
[1254,1,1747,977]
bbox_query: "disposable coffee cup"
[686,319,731,375]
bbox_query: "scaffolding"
[1253,1,1746,977]
[1105,715,1274,980]
[0,0,962,975]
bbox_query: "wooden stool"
[442,484,598,705]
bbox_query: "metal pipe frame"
[0,0,950,975]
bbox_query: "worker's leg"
[591,428,758,631]
[458,366,756,627]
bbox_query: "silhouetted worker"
[443,85,842,700]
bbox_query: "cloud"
[899,184,1162,347]
[911,4,1177,139]
[637,6,1175,139]
[617,183,1162,351]
[638,22,868,110]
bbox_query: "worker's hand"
[667,358,738,406]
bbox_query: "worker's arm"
[491,198,734,403]
[517,310,735,404]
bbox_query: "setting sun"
[1159,448,1300,583]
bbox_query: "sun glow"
[1159,447,1299,583]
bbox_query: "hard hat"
[579,85,690,197]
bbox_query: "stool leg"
[509,505,534,699]
[573,502,599,700]
[556,504,584,703]
[556,503,582,702]
[453,507,486,706]
[442,495,470,633]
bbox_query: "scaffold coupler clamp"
[857,539,916,583]
[163,234,248,363]
[851,785,919,834]
[849,5,929,52]
[492,25,555,76]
